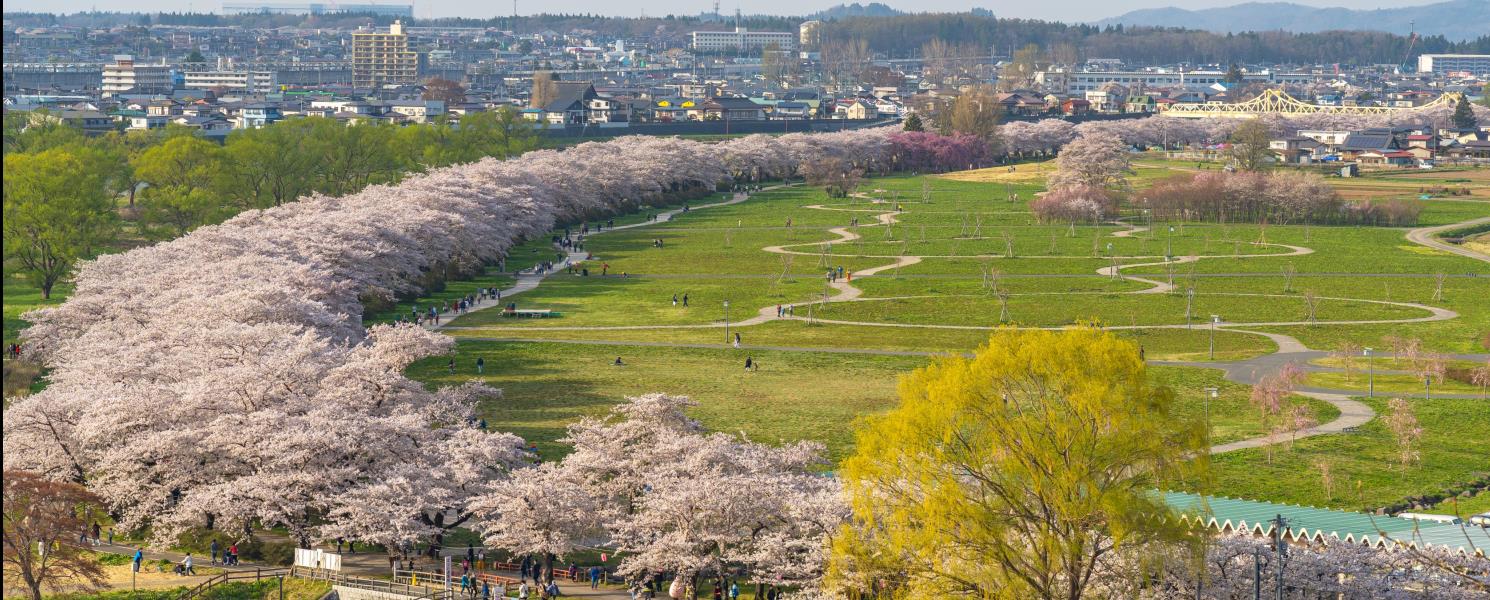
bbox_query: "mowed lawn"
[408,340,1333,463]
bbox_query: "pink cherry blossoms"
[1,129,889,549]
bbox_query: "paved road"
[1404,215,1490,264]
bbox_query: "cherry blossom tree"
[1049,133,1134,191]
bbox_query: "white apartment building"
[102,55,173,96]
[183,70,278,94]
[1417,54,1490,76]
[690,27,797,52]
[1035,69,1314,93]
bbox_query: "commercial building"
[690,28,796,52]
[352,20,419,88]
[221,2,413,17]
[102,55,173,96]
[1416,54,1490,76]
[1034,69,1314,93]
[183,69,278,94]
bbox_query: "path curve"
[1405,215,1490,264]
[435,186,1490,456]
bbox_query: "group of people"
[826,266,850,283]
[5,343,21,359]
[207,539,241,566]
[774,305,794,318]
[670,293,690,307]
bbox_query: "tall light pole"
[1210,315,1220,360]
[1364,347,1374,399]
[1204,386,1218,435]
[723,300,730,344]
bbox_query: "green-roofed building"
[1162,491,1489,557]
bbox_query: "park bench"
[502,309,558,318]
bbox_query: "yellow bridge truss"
[1162,89,1463,119]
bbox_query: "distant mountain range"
[1094,0,1489,41]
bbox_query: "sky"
[0,0,1451,22]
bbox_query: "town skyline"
[1,0,1451,24]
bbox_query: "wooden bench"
[502,309,558,318]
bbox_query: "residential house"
[1269,136,1324,164]
[770,101,810,119]
[842,98,878,120]
[704,97,766,121]
[239,103,284,129]
[1060,98,1091,116]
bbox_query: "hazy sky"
[2,0,1450,22]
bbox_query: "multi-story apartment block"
[690,28,796,52]
[352,20,419,88]
[102,55,173,96]
[183,69,278,94]
[1416,54,1490,76]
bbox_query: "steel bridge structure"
[1163,89,1463,119]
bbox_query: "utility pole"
[1364,347,1375,399]
[1272,514,1289,600]
[1210,314,1220,360]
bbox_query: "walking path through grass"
[426,184,1486,459]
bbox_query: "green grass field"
[6,155,1488,517]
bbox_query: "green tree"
[3,111,85,155]
[3,148,119,299]
[451,106,540,162]
[899,113,923,132]
[1223,63,1244,85]
[132,135,230,237]
[827,327,1209,600]
[1479,84,1489,108]
[1452,97,1478,129]
[1228,118,1274,171]
[184,50,206,63]
[902,112,924,132]
[222,119,315,209]
[305,119,402,196]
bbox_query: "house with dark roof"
[703,97,765,121]
[539,82,600,125]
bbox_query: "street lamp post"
[723,300,731,344]
[1204,387,1218,436]
[1210,315,1220,360]
[1364,347,1374,399]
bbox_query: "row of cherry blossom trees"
[0,130,891,552]
[1137,170,1423,226]
[471,394,845,595]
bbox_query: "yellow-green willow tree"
[827,327,1211,600]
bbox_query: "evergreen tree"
[902,112,924,132]
[1223,63,1244,85]
[1452,98,1478,129]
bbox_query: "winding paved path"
[436,186,1489,455]
[1405,215,1490,264]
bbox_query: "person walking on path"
[132,549,143,573]
[210,539,219,565]
[180,553,196,576]
[589,566,602,589]
[733,332,741,348]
